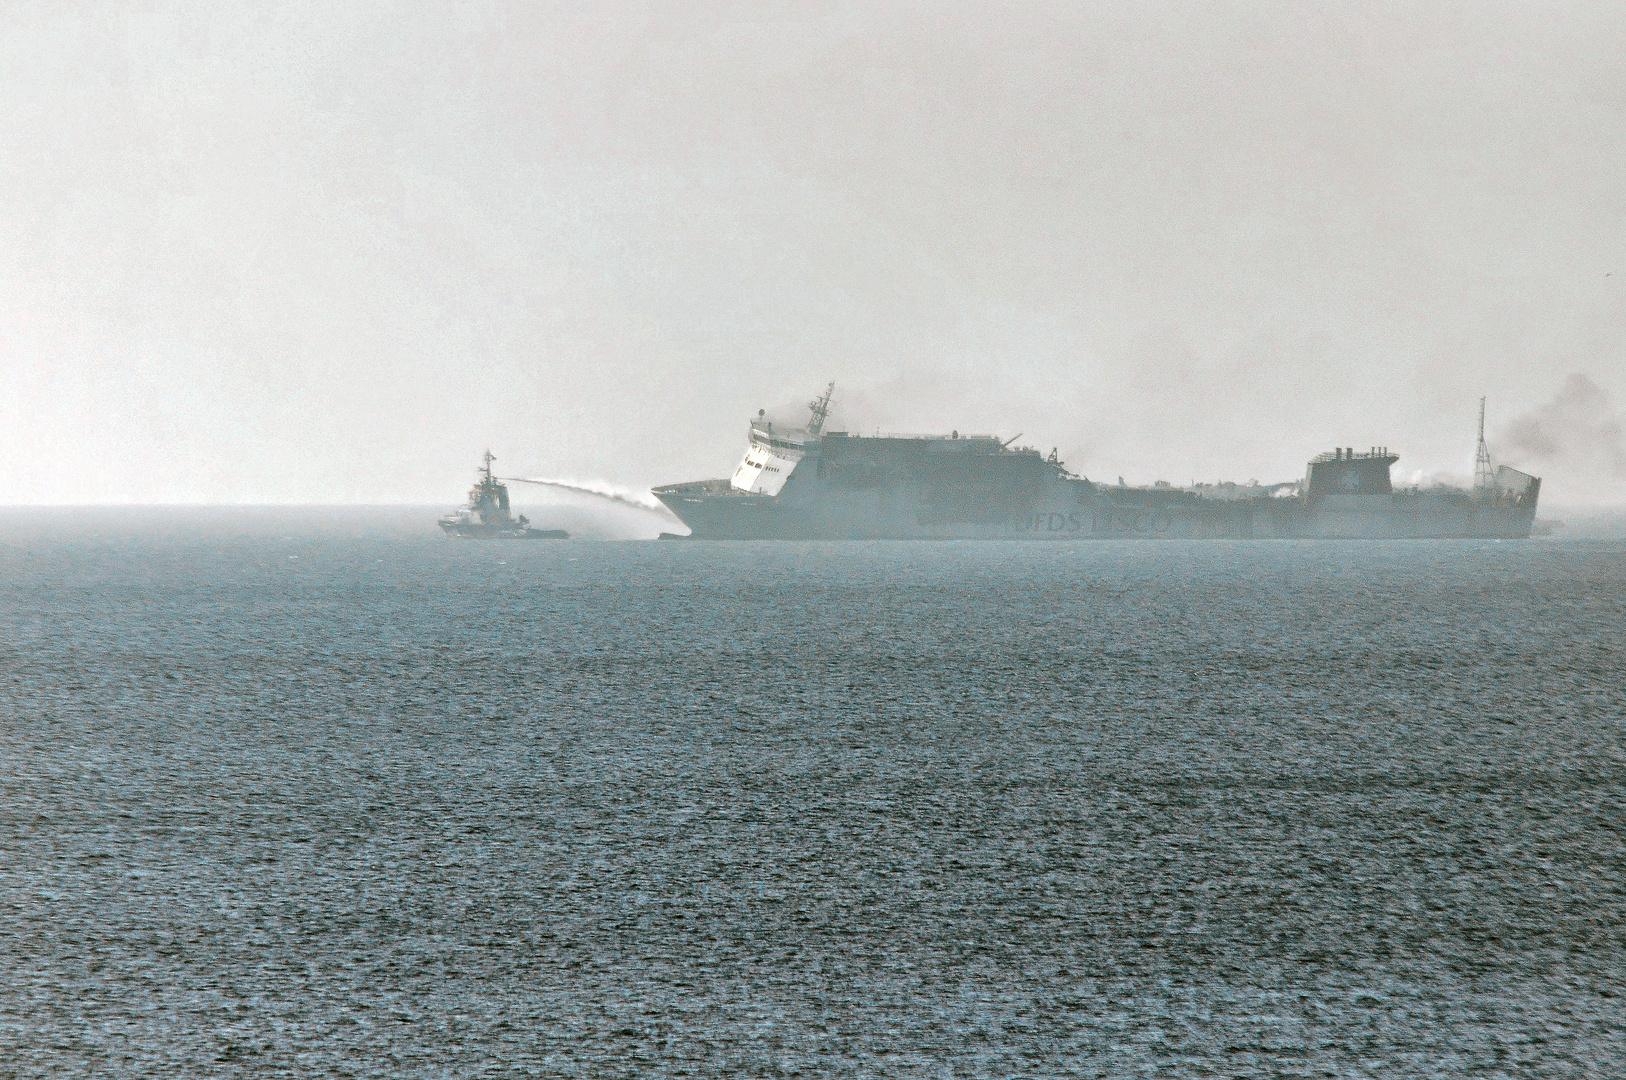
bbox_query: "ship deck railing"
[824,431,1002,441]
[1309,448,1397,464]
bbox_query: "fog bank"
[3,2,1622,505]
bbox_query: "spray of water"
[504,477,678,517]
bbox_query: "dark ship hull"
[439,521,568,539]
[653,392,1540,541]
[655,478,1539,539]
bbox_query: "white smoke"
[1405,470,1473,490]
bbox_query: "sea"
[2,508,1623,1078]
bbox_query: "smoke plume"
[1498,375,1626,482]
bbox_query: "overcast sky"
[3,1,1623,506]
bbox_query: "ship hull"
[439,523,569,539]
[654,488,1538,540]
[655,456,1538,541]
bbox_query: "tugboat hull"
[439,523,568,539]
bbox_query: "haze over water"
[5,4,1625,506]
[3,511,1623,1077]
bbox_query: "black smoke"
[1498,374,1626,481]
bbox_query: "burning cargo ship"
[652,386,1540,540]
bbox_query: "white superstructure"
[727,384,835,496]
[730,418,811,495]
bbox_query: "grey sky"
[3,1,1623,506]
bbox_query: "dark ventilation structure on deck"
[1306,447,1398,498]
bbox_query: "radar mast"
[1474,398,1495,492]
[806,382,835,435]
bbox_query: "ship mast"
[806,382,835,435]
[1473,398,1495,492]
[483,449,496,485]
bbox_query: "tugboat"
[439,451,568,539]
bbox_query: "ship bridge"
[730,383,837,495]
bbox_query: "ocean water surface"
[2,509,1623,1078]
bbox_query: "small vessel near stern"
[439,451,569,539]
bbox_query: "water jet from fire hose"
[503,477,679,518]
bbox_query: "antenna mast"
[483,449,496,485]
[1473,398,1495,492]
[806,382,835,435]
